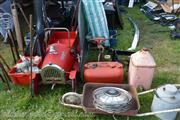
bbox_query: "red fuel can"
[84,62,124,84]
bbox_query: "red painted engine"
[41,43,75,83]
[40,30,78,90]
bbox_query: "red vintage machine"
[40,30,124,92]
[40,28,79,91]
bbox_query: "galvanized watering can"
[151,84,180,120]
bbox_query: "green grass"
[0,5,180,120]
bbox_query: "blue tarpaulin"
[0,0,14,40]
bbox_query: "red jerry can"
[84,62,124,84]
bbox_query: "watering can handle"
[154,89,177,103]
[44,27,71,48]
[154,90,161,98]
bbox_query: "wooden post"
[11,1,24,53]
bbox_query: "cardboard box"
[167,0,180,4]
[160,0,180,13]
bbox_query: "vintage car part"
[93,87,133,113]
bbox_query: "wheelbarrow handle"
[138,84,180,96]
[44,27,71,48]
[59,96,83,109]
[135,108,180,117]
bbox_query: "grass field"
[0,5,179,120]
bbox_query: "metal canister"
[151,84,180,120]
[128,49,156,90]
[84,62,124,84]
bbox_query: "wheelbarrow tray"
[82,83,140,116]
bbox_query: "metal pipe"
[33,0,45,39]
[29,14,33,97]
[110,49,135,56]
[136,108,180,117]
[174,84,180,87]
[16,3,30,28]
[127,17,140,51]
[138,84,180,95]
[70,0,80,31]
[33,35,44,57]
[32,0,45,57]
[138,89,155,95]
[17,3,29,26]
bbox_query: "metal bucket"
[151,84,180,120]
